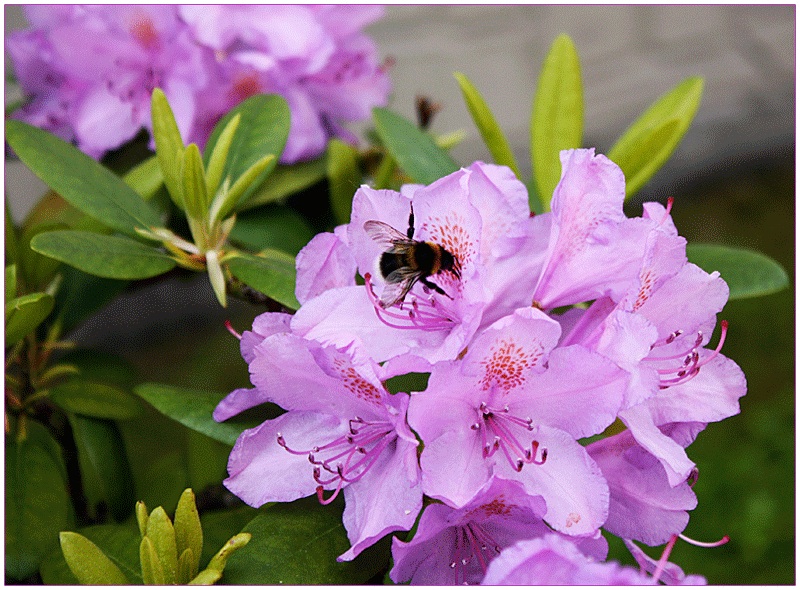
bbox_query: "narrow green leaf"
[454,72,521,178]
[178,548,197,585]
[189,567,223,585]
[5,120,162,236]
[30,230,176,280]
[241,158,327,209]
[151,87,186,210]
[687,243,790,300]
[146,507,178,584]
[531,34,584,211]
[199,506,261,566]
[228,205,314,256]
[5,292,54,347]
[373,107,459,184]
[5,421,74,581]
[67,414,135,522]
[226,249,299,310]
[206,249,227,307]
[59,532,129,585]
[140,536,166,586]
[5,199,18,266]
[222,496,390,584]
[40,523,143,585]
[212,153,276,222]
[123,155,164,201]
[57,348,138,389]
[136,502,149,539]
[327,139,361,225]
[19,221,67,290]
[206,532,251,572]
[134,383,259,447]
[49,379,142,420]
[5,264,17,302]
[182,143,210,224]
[608,77,704,199]
[206,113,241,199]
[175,489,203,580]
[204,94,290,204]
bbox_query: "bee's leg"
[407,203,415,239]
[420,277,452,299]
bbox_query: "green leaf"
[6,420,74,581]
[199,506,260,567]
[67,414,136,522]
[212,153,276,223]
[178,548,198,585]
[59,532,129,585]
[151,87,186,210]
[40,523,143,585]
[204,532,251,574]
[5,200,18,267]
[531,34,584,211]
[182,143,210,224]
[373,107,459,184]
[241,158,328,209]
[223,496,390,584]
[687,243,790,300]
[50,379,142,420]
[608,76,704,199]
[226,249,299,310]
[5,120,163,236]
[134,383,259,447]
[174,489,203,581]
[140,535,166,585]
[30,230,176,280]
[123,155,164,201]
[5,291,54,347]
[454,72,521,178]
[206,113,241,200]
[57,348,138,388]
[327,139,361,225]
[206,249,227,307]
[19,221,69,291]
[6,264,17,301]
[228,205,314,256]
[146,507,178,584]
[203,94,290,205]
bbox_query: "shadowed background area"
[5,5,794,584]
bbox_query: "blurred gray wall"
[5,4,795,221]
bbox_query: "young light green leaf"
[226,249,299,310]
[5,420,74,581]
[5,200,18,266]
[206,249,227,307]
[241,158,327,209]
[30,230,176,280]
[49,379,142,420]
[211,153,276,223]
[146,507,178,584]
[205,533,252,573]
[136,502,149,539]
[123,155,164,201]
[228,205,314,256]
[373,107,459,185]
[140,536,166,586]
[6,264,17,302]
[608,77,704,199]
[59,532,129,585]
[66,414,135,522]
[189,567,223,585]
[134,383,260,447]
[174,489,203,581]
[531,34,583,211]
[182,143,211,224]
[151,88,186,210]
[206,113,241,200]
[5,291,54,347]
[454,72,521,178]
[326,139,361,225]
[178,548,198,585]
[687,243,789,300]
[5,120,162,236]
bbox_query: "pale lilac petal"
[213,387,260,422]
[311,5,386,39]
[73,88,140,156]
[280,88,327,163]
[625,540,707,585]
[295,231,357,305]
[240,312,292,363]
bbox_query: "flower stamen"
[364,273,456,331]
[475,402,546,471]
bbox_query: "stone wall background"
[4,4,795,220]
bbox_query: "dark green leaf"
[123,155,164,201]
[327,139,361,225]
[59,532,130,585]
[5,292,54,347]
[199,507,261,567]
[531,34,583,211]
[19,221,68,291]
[30,230,176,280]
[5,199,18,267]
[204,94,290,205]
[241,158,327,209]
[50,379,142,420]
[454,72,521,178]
[40,523,143,585]
[5,120,162,236]
[687,243,790,300]
[222,496,391,584]
[6,421,74,581]
[226,250,299,310]
[5,264,17,302]
[608,77,704,199]
[134,383,259,447]
[373,107,459,184]
[57,349,138,388]
[67,414,135,522]
[228,205,314,256]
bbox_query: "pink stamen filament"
[450,522,502,585]
[224,320,242,340]
[276,418,395,505]
[678,533,729,548]
[364,273,456,331]
[659,197,675,225]
[650,321,729,389]
[651,531,730,584]
[473,403,547,471]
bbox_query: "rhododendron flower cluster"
[6,5,390,162]
[216,149,746,584]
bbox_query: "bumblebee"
[364,206,461,309]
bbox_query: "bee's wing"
[364,220,411,250]
[378,267,419,308]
